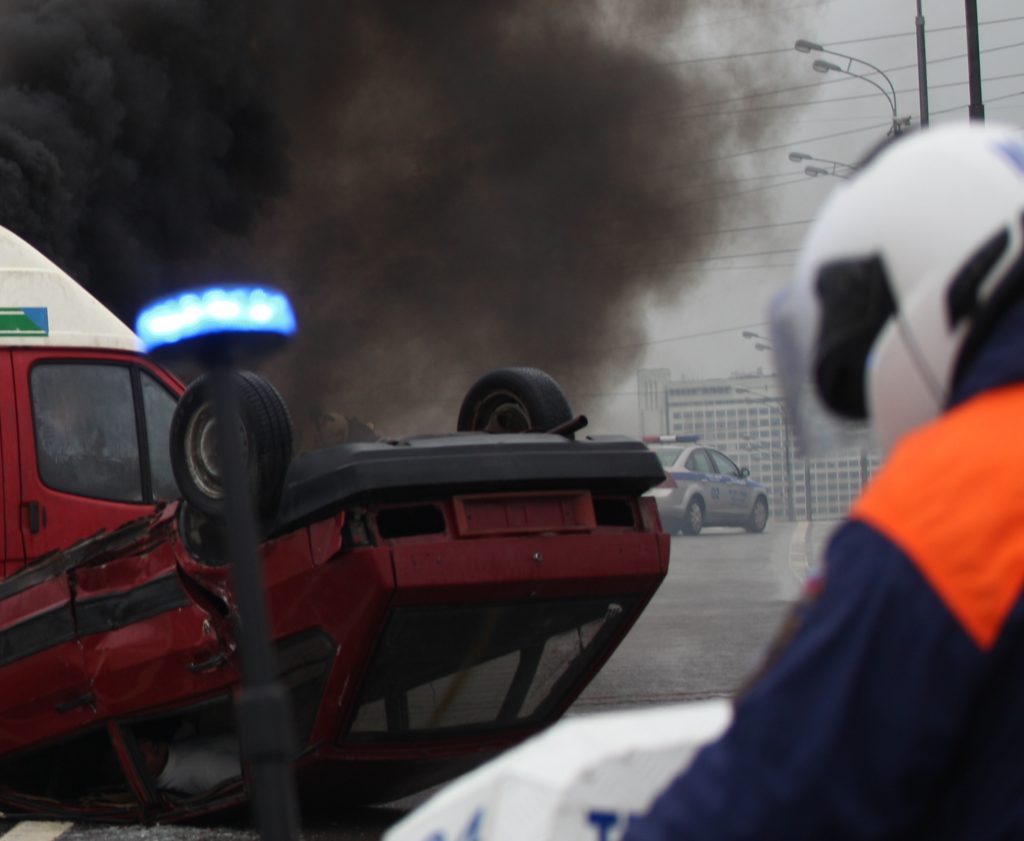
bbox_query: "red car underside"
[0,486,667,823]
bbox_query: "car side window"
[708,449,741,477]
[32,363,143,501]
[685,449,714,473]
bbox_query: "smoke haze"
[0,1,786,441]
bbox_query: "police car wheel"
[170,371,293,520]
[457,367,573,433]
[681,498,704,535]
[745,496,769,533]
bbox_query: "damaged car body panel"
[0,225,670,822]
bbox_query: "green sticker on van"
[0,307,49,336]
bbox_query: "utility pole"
[916,0,930,126]
[965,0,985,121]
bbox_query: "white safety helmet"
[771,123,1024,456]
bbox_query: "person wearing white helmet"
[625,122,1024,841]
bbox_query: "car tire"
[170,371,294,520]
[745,495,769,533]
[457,367,573,433]
[680,497,704,536]
[659,511,684,535]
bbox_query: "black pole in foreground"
[965,0,985,122]
[210,353,301,841]
[916,0,930,127]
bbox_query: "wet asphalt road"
[3,520,841,841]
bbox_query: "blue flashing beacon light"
[135,285,297,354]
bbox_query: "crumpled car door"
[71,540,235,724]
[0,558,93,753]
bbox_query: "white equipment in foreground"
[384,699,731,841]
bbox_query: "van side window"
[141,371,178,500]
[32,364,143,502]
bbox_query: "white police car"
[644,436,769,535]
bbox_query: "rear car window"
[654,448,683,468]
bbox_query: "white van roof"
[0,226,140,352]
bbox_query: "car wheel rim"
[476,392,531,432]
[754,501,767,529]
[183,403,248,501]
[183,404,224,500]
[690,504,702,530]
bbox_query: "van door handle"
[25,501,43,534]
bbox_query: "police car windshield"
[655,448,683,467]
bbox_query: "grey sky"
[590,0,1024,435]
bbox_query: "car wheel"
[680,497,704,535]
[457,367,573,433]
[745,495,769,533]
[170,371,294,520]
[659,511,684,535]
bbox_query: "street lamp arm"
[796,38,900,130]
[846,68,896,115]
[818,61,895,116]
[825,50,896,103]
[788,151,857,176]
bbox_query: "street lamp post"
[795,39,908,135]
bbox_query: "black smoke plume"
[0,1,780,441]
[0,1,286,304]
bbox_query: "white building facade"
[638,369,882,521]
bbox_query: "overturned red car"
[0,225,669,823]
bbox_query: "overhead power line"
[680,263,797,272]
[689,170,813,186]
[663,46,792,66]
[664,247,802,265]
[675,71,1024,120]
[608,321,772,351]
[825,14,1024,48]
[931,87,1024,117]
[677,2,839,33]
[662,39,1024,116]
[692,218,813,236]
[661,15,1024,68]
[675,121,891,168]
[679,174,813,201]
